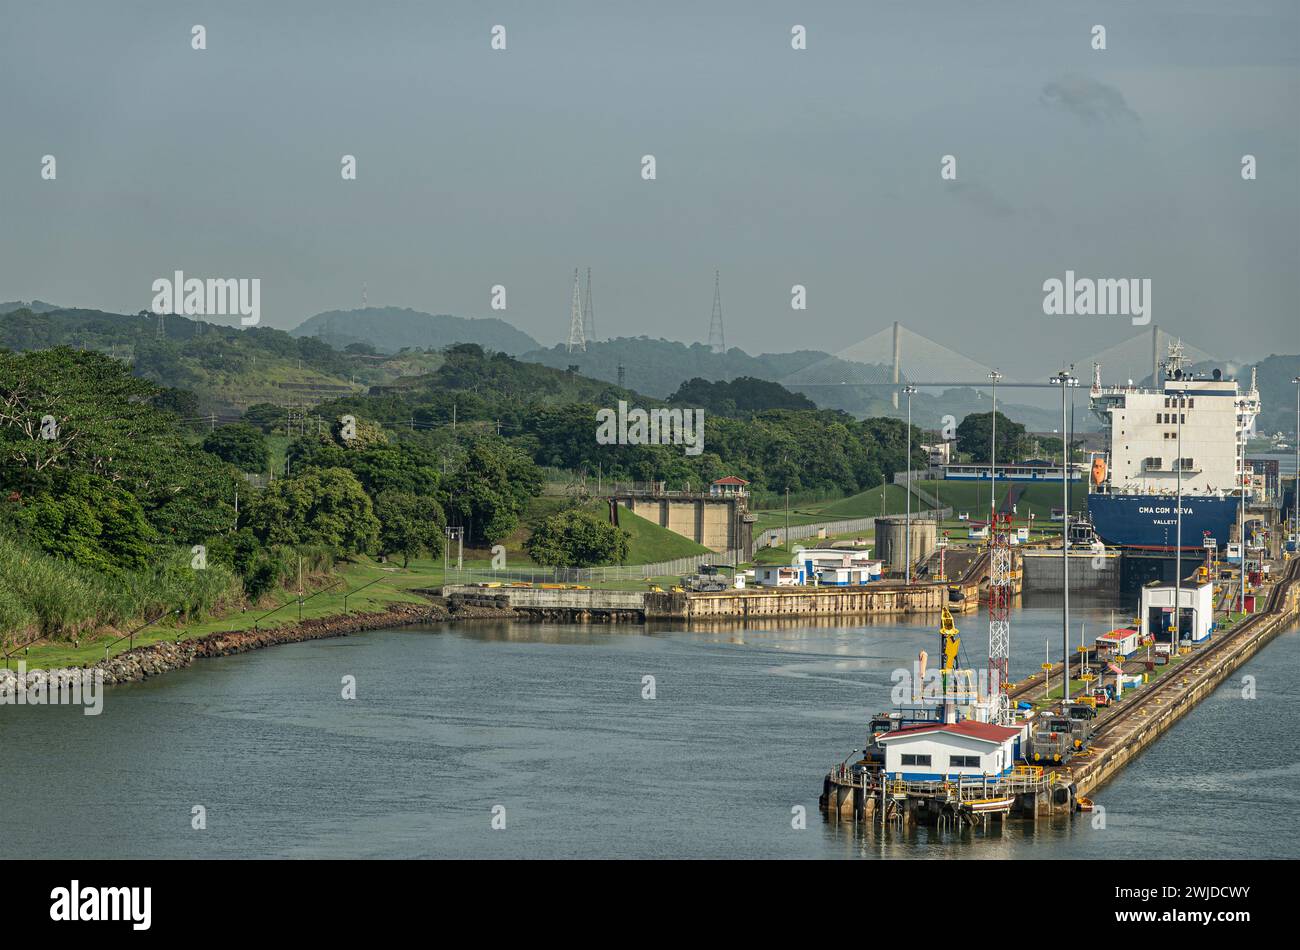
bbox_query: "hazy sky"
[2,0,1296,375]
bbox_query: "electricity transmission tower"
[708,269,725,354]
[566,268,585,353]
[582,267,595,344]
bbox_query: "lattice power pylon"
[566,268,585,353]
[708,270,725,354]
[582,267,595,344]
[987,513,1013,725]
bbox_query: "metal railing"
[828,764,1065,799]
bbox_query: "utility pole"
[904,385,918,584]
[1175,383,1184,644]
[785,487,790,549]
[988,370,1002,524]
[1052,369,1078,702]
[1292,377,1300,548]
[1238,388,1248,613]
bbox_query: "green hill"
[292,307,539,355]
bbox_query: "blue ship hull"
[1087,493,1240,550]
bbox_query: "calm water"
[2,603,1298,859]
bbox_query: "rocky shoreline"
[1,597,521,693]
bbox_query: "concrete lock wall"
[875,517,937,573]
[620,496,745,553]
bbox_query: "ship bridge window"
[900,754,931,767]
[949,755,980,768]
[1143,457,1163,471]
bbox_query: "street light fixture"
[904,385,918,585]
[1292,378,1300,550]
[988,370,1003,525]
[1051,370,1078,701]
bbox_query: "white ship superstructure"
[1086,343,1259,549]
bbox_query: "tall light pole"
[1239,399,1247,613]
[1052,370,1077,702]
[1174,386,1185,645]
[989,370,1002,525]
[1292,377,1300,548]
[904,385,918,585]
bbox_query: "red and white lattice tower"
[987,512,1013,724]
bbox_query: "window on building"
[949,755,980,768]
[900,754,932,767]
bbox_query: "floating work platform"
[821,765,1077,828]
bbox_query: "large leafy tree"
[203,423,270,473]
[442,437,542,545]
[956,411,1026,464]
[0,347,239,545]
[242,467,379,555]
[374,490,445,566]
[7,472,156,573]
[525,508,630,567]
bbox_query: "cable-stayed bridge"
[780,321,1221,397]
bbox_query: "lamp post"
[1174,385,1186,645]
[904,385,918,584]
[1052,370,1078,701]
[1238,393,1247,613]
[1292,378,1300,548]
[988,370,1002,525]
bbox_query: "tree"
[525,508,630,567]
[242,403,288,434]
[203,423,270,472]
[374,490,445,566]
[443,437,542,544]
[242,467,379,555]
[668,376,816,416]
[7,472,156,573]
[0,347,239,544]
[956,411,1026,464]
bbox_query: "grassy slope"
[615,505,712,561]
[752,484,910,534]
[914,480,1087,520]
[505,497,710,564]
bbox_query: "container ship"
[1087,343,1258,551]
